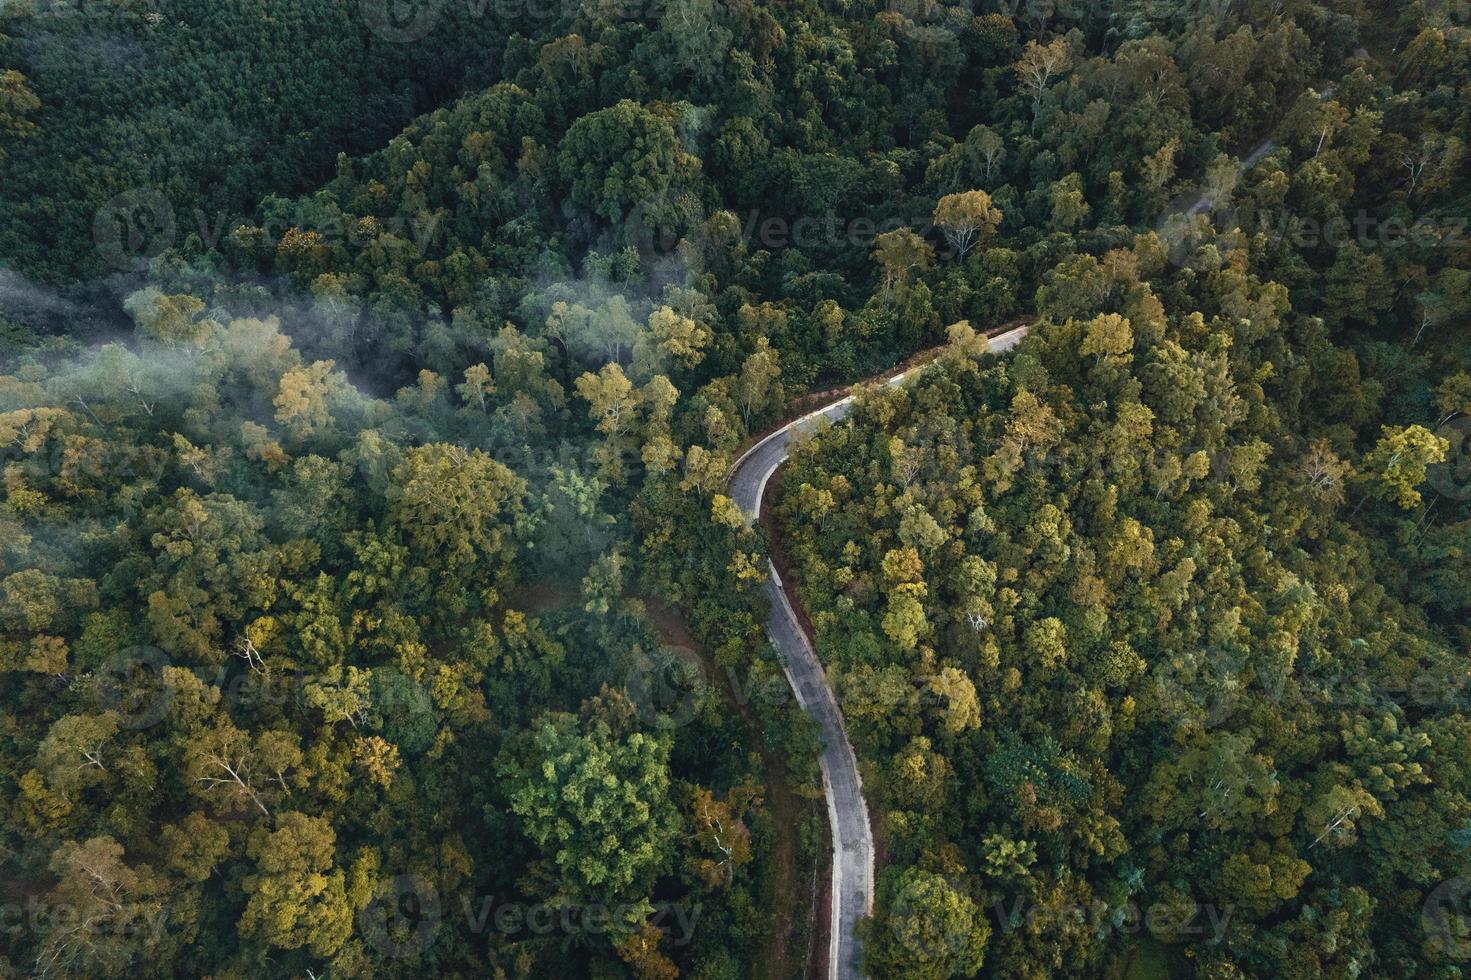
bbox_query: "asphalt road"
[727,325,1028,980]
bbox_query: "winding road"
[728,325,1029,980]
[720,85,1329,978]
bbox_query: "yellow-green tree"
[932,190,1002,260]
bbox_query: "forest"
[1,0,1469,977]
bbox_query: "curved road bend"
[729,96,1316,967]
[728,324,1029,980]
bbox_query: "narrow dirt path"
[507,587,810,980]
[640,599,811,980]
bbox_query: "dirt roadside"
[507,586,816,980]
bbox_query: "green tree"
[0,67,39,169]
[933,191,1002,260]
[558,101,693,222]
[1362,424,1448,509]
[386,444,526,589]
[36,712,120,797]
[872,229,935,293]
[865,868,989,980]
[734,337,782,427]
[240,813,352,957]
[1014,38,1072,127]
[40,837,165,978]
[503,713,678,911]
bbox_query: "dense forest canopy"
[0,0,1469,977]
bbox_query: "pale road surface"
[728,324,1029,980]
[1184,84,1336,217]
